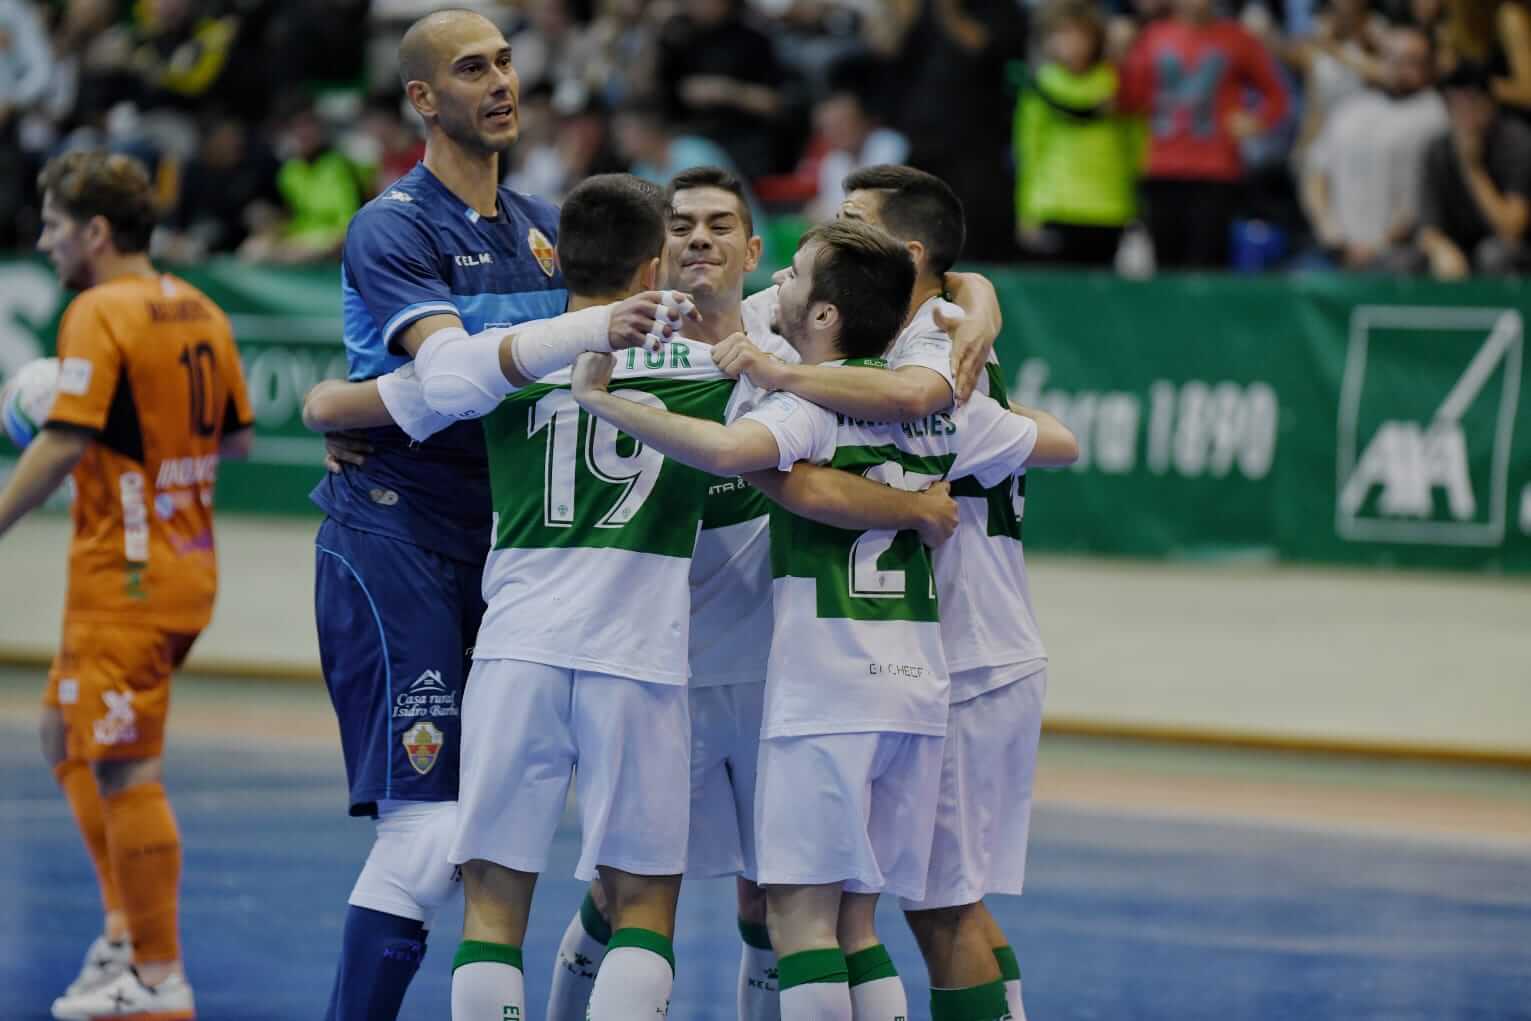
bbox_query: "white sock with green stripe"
[778,948,851,1020]
[546,890,610,1021]
[846,944,906,1020]
[587,927,674,1021]
[737,919,781,1021]
[451,940,524,1021]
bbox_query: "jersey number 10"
[177,342,219,438]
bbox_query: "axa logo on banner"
[1336,307,1523,546]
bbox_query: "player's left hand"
[713,332,783,387]
[571,351,616,401]
[324,432,372,473]
[937,302,996,404]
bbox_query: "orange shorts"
[42,619,198,762]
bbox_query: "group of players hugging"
[8,8,1079,1021]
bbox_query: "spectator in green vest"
[240,95,362,263]
[1015,0,1145,267]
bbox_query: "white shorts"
[755,730,943,902]
[349,800,462,927]
[902,668,1047,911]
[686,683,765,880]
[448,659,691,880]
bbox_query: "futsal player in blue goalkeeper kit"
[301,12,566,1020]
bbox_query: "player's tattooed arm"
[714,333,951,422]
[943,272,1002,403]
[747,467,959,547]
[571,352,782,476]
[0,426,89,538]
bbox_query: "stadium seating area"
[1,0,1527,275]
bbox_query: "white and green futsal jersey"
[937,350,1048,700]
[474,339,740,684]
[883,298,1050,701]
[742,364,1039,738]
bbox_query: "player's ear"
[813,300,837,333]
[85,215,111,254]
[405,80,435,120]
[744,234,763,273]
[637,256,659,291]
[905,238,926,276]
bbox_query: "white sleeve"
[741,391,836,471]
[376,365,453,442]
[950,392,1038,488]
[888,324,956,396]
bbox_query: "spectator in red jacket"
[1121,0,1290,268]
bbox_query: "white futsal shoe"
[63,935,131,996]
[51,967,195,1020]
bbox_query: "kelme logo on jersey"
[528,228,556,278]
[1337,307,1523,547]
[402,721,444,775]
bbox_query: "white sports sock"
[850,974,908,1020]
[738,942,782,1021]
[587,945,673,1021]
[781,981,853,1020]
[451,957,524,1021]
[1004,978,1027,1020]
[546,908,609,1021]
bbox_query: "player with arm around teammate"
[572,220,1078,1020]
[0,151,254,1021]
[719,163,1077,1019]
[541,167,960,1021]
[303,12,583,1020]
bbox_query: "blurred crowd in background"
[1,0,1528,277]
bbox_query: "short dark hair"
[666,165,753,235]
[842,164,965,276]
[800,220,915,361]
[37,151,158,254]
[557,174,667,297]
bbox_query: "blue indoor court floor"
[2,669,1529,1021]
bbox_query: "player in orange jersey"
[0,151,255,1021]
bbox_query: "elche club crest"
[403,721,445,774]
[528,228,557,278]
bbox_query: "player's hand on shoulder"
[714,332,783,388]
[571,352,616,403]
[914,480,959,548]
[608,290,700,353]
[324,432,372,473]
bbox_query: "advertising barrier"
[2,260,1526,570]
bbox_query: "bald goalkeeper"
[305,12,568,1019]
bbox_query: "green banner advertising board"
[2,259,1527,571]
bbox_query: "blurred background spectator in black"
[657,0,785,179]
[1015,0,1143,266]
[1300,22,1445,268]
[158,112,281,260]
[887,0,1028,261]
[1412,60,1531,275]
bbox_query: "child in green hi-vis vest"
[1015,0,1145,267]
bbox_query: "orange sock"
[103,781,183,964]
[54,760,124,917]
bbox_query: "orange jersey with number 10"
[44,273,253,634]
